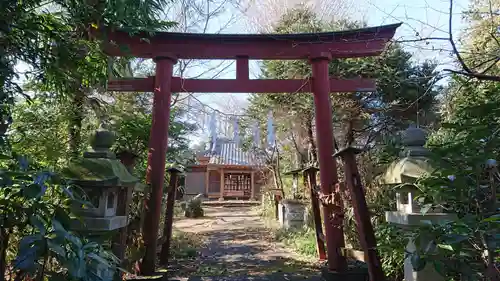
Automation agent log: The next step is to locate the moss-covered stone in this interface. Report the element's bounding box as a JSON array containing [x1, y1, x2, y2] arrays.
[[63, 157, 138, 187]]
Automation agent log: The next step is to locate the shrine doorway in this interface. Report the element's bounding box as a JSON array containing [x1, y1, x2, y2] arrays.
[[224, 173, 251, 198]]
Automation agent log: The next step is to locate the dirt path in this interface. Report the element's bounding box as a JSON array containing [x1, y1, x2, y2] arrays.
[[170, 206, 322, 281]]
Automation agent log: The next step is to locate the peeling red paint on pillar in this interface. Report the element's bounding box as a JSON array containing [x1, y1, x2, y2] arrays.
[[310, 55, 347, 272], [141, 56, 177, 275]]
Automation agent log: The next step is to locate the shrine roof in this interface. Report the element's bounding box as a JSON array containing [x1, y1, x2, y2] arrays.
[[98, 23, 402, 59], [204, 138, 265, 167]]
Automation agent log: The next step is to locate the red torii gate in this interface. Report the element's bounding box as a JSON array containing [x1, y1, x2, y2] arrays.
[[96, 23, 400, 279]]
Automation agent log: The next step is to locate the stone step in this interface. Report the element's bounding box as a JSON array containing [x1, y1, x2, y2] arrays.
[[201, 200, 260, 208], [171, 274, 323, 281]]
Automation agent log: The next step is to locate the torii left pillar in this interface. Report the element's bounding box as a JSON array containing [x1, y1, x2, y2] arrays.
[[310, 53, 347, 273], [141, 56, 177, 275]]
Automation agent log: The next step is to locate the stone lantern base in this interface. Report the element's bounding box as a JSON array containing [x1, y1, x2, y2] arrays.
[[278, 199, 307, 229], [386, 211, 457, 281], [72, 216, 128, 231], [385, 211, 457, 225]]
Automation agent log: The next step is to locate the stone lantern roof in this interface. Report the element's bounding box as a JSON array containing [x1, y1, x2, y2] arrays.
[[379, 126, 434, 185], [63, 128, 139, 189]]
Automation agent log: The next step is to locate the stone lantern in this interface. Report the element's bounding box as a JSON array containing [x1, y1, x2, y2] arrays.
[[380, 126, 456, 281], [63, 128, 140, 232]]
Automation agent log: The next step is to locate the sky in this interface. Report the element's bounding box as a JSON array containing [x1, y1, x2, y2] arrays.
[[181, 0, 470, 145]]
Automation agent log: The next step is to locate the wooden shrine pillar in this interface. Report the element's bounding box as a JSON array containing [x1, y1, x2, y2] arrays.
[[160, 168, 181, 265], [250, 171, 255, 200], [219, 169, 224, 200], [141, 56, 177, 275], [205, 167, 210, 197], [291, 173, 299, 198], [305, 167, 327, 261], [310, 54, 347, 272], [335, 147, 385, 281]]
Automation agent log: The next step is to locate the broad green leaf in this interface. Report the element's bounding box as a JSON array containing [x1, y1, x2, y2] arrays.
[[29, 215, 46, 235], [48, 239, 66, 257], [442, 234, 468, 244], [52, 219, 68, 237], [62, 187, 74, 199], [75, 255, 86, 278], [83, 241, 99, 250], [14, 245, 39, 270], [67, 233, 83, 250], [483, 214, 500, 222], [437, 244, 454, 251], [88, 252, 112, 267], [22, 183, 41, 199], [54, 207, 72, 229], [432, 260, 446, 276], [19, 234, 43, 251]]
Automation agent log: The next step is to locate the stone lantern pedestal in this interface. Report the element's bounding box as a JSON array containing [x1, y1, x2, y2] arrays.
[[385, 188, 457, 281]]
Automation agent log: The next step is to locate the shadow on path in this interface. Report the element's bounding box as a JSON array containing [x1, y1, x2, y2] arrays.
[[170, 206, 322, 281]]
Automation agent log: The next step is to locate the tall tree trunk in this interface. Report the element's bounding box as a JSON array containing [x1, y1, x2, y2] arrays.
[[68, 90, 85, 159], [306, 116, 318, 165], [0, 228, 9, 281], [275, 146, 284, 190]]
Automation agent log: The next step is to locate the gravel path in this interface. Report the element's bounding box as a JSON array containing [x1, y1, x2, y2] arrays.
[[170, 206, 322, 281]]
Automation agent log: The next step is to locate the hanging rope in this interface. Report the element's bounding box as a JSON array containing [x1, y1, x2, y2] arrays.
[[209, 112, 217, 152], [267, 110, 275, 148], [233, 117, 240, 145], [253, 121, 260, 148], [176, 93, 279, 150]]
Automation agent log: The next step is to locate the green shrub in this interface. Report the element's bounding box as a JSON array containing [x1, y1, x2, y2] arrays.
[[376, 223, 406, 281], [273, 228, 318, 257], [183, 195, 204, 218]]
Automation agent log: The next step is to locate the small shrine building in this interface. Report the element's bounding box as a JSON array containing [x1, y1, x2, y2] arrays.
[[184, 138, 266, 200]]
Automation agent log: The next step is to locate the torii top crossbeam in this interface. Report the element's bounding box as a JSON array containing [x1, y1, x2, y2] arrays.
[[98, 23, 401, 59]]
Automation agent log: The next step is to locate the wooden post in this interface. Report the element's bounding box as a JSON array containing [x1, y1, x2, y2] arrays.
[[236, 56, 249, 80], [310, 54, 347, 272], [160, 169, 180, 265], [335, 147, 385, 281], [306, 168, 327, 261], [141, 56, 176, 275], [250, 171, 255, 200], [275, 195, 280, 220], [292, 173, 298, 198], [219, 169, 224, 200], [205, 167, 209, 196], [302, 171, 308, 199], [112, 187, 134, 260]]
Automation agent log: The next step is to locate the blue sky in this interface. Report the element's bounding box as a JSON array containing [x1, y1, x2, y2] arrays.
[[183, 0, 469, 144]]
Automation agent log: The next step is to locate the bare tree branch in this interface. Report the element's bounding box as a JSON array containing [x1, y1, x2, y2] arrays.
[[443, 69, 500, 82], [396, 37, 449, 43], [448, 0, 473, 74]]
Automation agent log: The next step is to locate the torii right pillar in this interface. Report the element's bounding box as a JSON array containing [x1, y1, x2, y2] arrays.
[[310, 53, 348, 273]]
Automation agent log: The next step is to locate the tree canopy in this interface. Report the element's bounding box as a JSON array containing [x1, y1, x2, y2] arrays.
[[246, 6, 441, 170]]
